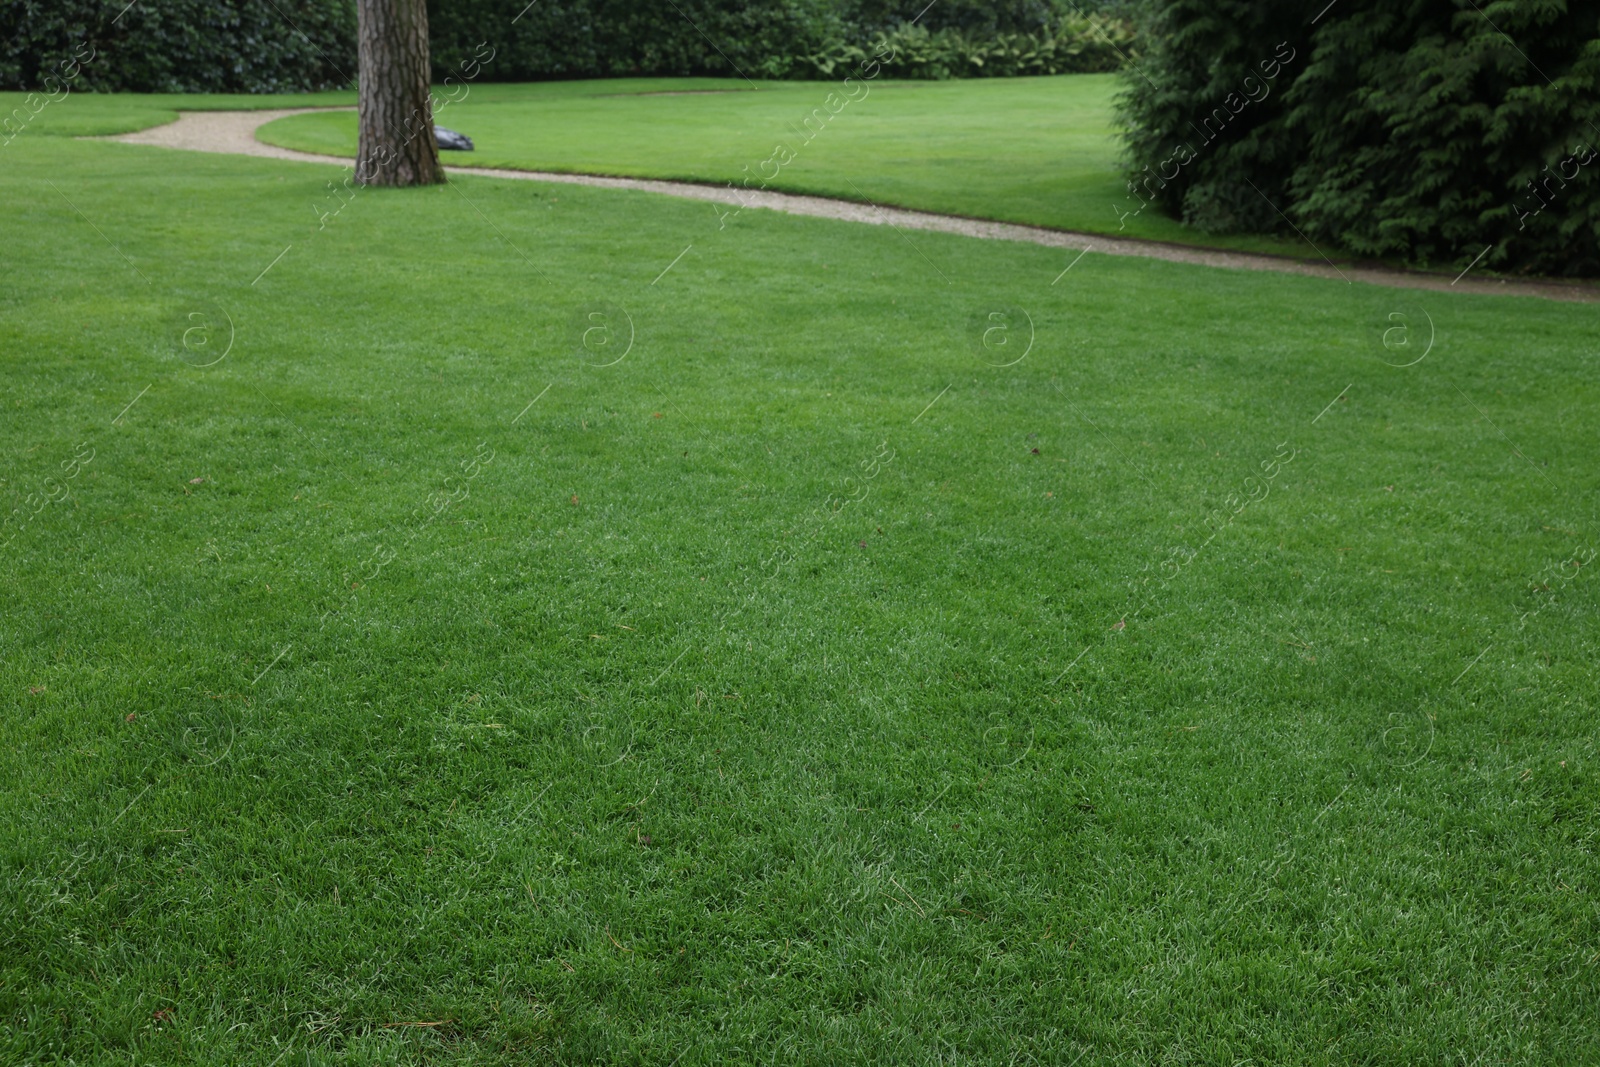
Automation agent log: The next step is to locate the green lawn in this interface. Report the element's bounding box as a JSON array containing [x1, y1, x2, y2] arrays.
[[251, 75, 1315, 255], [3, 93, 1600, 1065], [0, 88, 356, 138]]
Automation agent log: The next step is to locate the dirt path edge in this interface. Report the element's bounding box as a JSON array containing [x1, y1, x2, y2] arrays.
[[103, 109, 1599, 304]]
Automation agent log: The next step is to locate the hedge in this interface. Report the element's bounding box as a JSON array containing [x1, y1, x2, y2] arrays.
[[0, 0, 355, 93], [1, 0, 1132, 92], [429, 1, 1133, 82], [1119, 0, 1600, 276]]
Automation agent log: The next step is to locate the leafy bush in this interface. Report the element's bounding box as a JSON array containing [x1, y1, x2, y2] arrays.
[[801, 15, 1135, 80], [0, 0, 1135, 94], [1119, 0, 1600, 275], [0, 0, 355, 93], [427, 0, 843, 82], [430, 0, 1134, 82]]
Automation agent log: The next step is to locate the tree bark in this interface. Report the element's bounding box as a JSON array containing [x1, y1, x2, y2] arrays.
[[355, 0, 445, 187]]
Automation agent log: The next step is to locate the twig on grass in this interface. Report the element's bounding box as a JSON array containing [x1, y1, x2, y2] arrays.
[[911, 383, 952, 424], [621, 780, 659, 815], [110, 782, 152, 825], [1313, 783, 1351, 824], [888, 876, 927, 918], [912, 781, 952, 822]]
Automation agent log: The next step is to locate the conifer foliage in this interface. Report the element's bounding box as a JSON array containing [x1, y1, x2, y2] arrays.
[[1119, 0, 1600, 275]]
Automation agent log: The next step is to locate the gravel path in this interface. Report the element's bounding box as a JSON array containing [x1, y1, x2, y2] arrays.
[[107, 109, 1598, 303]]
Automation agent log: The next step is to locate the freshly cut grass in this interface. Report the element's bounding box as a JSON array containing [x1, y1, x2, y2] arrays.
[[253, 75, 1311, 255], [2, 98, 1599, 1065]]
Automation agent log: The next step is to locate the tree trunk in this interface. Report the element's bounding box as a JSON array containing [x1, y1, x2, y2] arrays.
[[355, 0, 445, 187]]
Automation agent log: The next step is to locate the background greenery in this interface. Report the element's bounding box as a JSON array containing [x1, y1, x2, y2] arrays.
[[1118, 0, 1600, 276], [0, 0, 1133, 93], [427, 1, 1134, 82], [254, 74, 1309, 253], [4, 94, 1599, 1063], [0, 0, 357, 94], [10, 0, 1600, 275]]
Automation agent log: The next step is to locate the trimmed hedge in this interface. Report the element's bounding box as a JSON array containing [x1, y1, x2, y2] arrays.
[[801, 16, 1134, 79], [1, 0, 1131, 92], [425, 0, 843, 82], [0, 0, 355, 93], [429, 2, 1134, 82], [1119, 0, 1600, 275]]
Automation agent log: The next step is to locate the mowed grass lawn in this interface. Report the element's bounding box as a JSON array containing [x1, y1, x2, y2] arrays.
[[252, 75, 1314, 255], [3, 94, 1599, 1065]]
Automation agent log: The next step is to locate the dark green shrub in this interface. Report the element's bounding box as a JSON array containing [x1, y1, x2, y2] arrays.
[[1120, 0, 1600, 275], [429, 0, 1135, 82], [427, 0, 845, 82], [0, 0, 355, 93], [800, 14, 1134, 79], [0, 0, 1136, 94]]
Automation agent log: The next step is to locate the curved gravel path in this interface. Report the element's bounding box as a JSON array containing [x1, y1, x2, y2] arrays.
[[108, 109, 1598, 304]]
